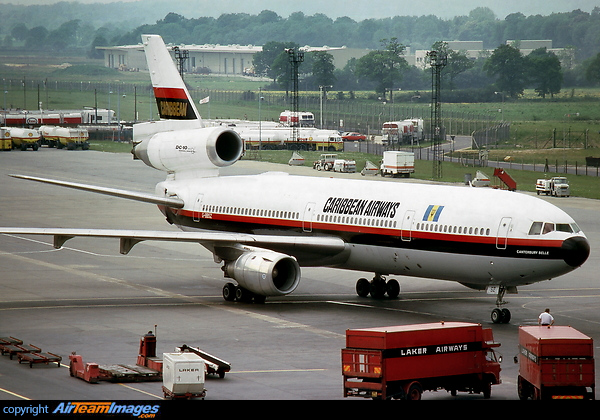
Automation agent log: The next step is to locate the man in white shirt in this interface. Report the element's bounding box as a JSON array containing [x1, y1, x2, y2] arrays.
[[538, 308, 555, 326]]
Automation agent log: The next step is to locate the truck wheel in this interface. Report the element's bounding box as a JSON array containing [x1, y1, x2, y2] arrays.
[[483, 381, 492, 399], [406, 382, 422, 400], [517, 376, 530, 400]]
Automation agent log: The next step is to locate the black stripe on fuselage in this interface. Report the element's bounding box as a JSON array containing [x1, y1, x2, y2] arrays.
[[165, 210, 566, 261]]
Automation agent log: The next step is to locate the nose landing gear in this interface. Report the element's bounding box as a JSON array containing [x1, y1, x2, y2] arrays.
[[490, 286, 512, 324]]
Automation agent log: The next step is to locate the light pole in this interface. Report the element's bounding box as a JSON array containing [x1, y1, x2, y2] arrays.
[[319, 85, 331, 129], [494, 91, 505, 122]]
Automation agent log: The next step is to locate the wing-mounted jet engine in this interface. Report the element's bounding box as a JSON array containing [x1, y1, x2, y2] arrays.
[[222, 250, 302, 303]]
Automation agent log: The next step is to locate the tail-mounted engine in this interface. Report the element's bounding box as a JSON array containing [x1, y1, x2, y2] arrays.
[[224, 251, 301, 297], [132, 121, 244, 174]]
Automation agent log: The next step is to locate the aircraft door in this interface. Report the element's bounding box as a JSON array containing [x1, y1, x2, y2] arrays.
[[303, 202, 316, 232], [193, 194, 204, 222], [496, 217, 512, 249], [400, 210, 415, 241]]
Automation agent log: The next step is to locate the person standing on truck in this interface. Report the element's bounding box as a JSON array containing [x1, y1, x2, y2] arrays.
[[538, 308, 555, 326]]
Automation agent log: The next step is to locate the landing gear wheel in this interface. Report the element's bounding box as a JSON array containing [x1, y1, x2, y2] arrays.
[[370, 279, 386, 299], [501, 308, 511, 323], [491, 307, 511, 324], [235, 286, 254, 303], [223, 282, 236, 301], [356, 278, 370, 297], [355, 275, 400, 299], [386, 279, 400, 299]]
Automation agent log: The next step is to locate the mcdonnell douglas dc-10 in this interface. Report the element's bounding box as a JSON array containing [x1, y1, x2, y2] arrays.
[[0, 35, 590, 324]]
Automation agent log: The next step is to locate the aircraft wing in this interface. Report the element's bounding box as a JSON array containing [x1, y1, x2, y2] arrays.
[[9, 174, 185, 209], [0, 227, 347, 257]]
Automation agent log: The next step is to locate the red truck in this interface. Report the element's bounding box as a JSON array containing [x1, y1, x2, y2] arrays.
[[342, 322, 502, 400], [517, 326, 595, 400]]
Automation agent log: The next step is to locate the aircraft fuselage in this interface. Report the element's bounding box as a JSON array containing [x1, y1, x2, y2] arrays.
[[156, 171, 589, 289]]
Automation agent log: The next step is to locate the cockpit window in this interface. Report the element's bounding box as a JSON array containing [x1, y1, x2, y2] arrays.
[[529, 221, 579, 235], [543, 223, 555, 234], [528, 222, 543, 235], [556, 223, 573, 233]]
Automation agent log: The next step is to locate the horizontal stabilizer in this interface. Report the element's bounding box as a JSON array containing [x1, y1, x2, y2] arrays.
[[9, 174, 185, 209]]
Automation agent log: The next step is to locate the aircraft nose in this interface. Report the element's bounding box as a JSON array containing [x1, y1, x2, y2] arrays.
[[562, 236, 590, 267]]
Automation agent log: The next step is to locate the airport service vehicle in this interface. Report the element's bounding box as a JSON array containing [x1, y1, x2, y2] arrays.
[[54, 127, 90, 150], [0, 35, 590, 324], [279, 110, 315, 127], [342, 322, 501, 400], [380, 151, 415, 177], [536, 177, 570, 197], [517, 326, 595, 400], [162, 352, 206, 399], [5, 127, 40, 151], [239, 126, 343, 151], [382, 119, 423, 144], [333, 159, 356, 173], [0, 108, 114, 126], [313, 153, 338, 171], [0, 128, 11, 150]]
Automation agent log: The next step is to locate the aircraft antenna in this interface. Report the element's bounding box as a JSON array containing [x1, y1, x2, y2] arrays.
[[428, 50, 447, 179], [286, 48, 304, 146]]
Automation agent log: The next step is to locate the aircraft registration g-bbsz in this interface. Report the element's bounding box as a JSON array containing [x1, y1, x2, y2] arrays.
[[1, 35, 590, 324]]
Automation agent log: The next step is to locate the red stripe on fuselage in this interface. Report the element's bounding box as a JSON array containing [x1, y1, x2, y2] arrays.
[[171, 208, 564, 250]]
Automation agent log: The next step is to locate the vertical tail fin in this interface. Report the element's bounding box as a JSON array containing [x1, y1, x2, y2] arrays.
[[142, 34, 200, 121]]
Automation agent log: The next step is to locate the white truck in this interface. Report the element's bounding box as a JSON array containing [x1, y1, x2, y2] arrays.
[[536, 177, 570, 197], [380, 151, 415, 178], [333, 159, 356, 173]]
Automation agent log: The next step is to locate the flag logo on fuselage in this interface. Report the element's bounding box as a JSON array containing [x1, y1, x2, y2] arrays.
[[423, 205, 444, 222]]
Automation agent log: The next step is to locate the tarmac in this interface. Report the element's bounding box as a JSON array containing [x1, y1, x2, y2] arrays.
[[1, 147, 599, 401]]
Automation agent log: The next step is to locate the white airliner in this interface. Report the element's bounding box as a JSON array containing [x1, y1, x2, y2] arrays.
[[1, 35, 590, 324]]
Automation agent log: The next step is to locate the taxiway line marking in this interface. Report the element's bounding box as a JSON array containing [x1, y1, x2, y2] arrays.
[[0, 386, 30, 400]]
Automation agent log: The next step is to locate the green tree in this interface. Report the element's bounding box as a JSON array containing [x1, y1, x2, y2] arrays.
[[355, 38, 408, 101], [483, 43, 527, 98], [584, 52, 600, 85], [310, 51, 336, 90], [253, 41, 297, 81], [527, 47, 563, 98], [431, 41, 475, 90]]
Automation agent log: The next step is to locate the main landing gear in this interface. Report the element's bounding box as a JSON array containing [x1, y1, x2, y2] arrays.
[[490, 286, 511, 324], [356, 275, 400, 299], [222, 282, 266, 304]]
